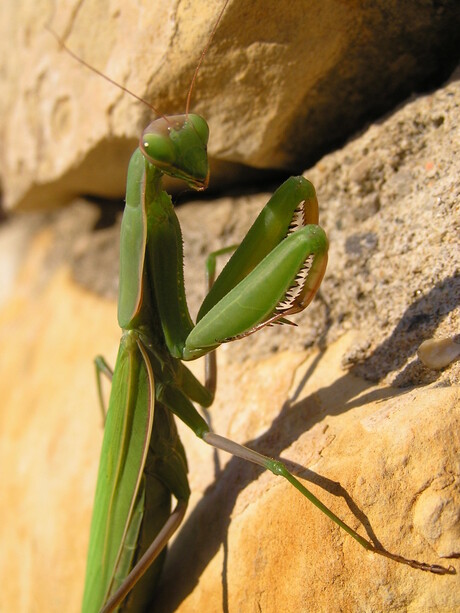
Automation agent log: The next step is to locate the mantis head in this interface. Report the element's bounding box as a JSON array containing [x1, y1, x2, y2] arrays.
[[140, 114, 210, 190]]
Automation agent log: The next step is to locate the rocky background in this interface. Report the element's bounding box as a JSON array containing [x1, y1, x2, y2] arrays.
[[0, 1, 459, 611]]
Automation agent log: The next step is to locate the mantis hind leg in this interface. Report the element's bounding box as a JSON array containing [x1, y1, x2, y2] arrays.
[[100, 499, 188, 613], [202, 246, 239, 481], [94, 355, 114, 424], [201, 431, 454, 576], [203, 245, 238, 397]]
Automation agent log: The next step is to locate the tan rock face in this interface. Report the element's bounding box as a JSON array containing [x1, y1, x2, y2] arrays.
[[155, 340, 459, 613], [0, 222, 458, 612], [0, 233, 118, 612], [1, 0, 459, 210]]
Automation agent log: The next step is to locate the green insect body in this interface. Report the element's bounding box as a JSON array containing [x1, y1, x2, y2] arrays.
[[82, 114, 329, 612]]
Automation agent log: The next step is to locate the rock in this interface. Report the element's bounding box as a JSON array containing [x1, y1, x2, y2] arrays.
[[0, 214, 458, 612], [0, 225, 118, 612], [1, 0, 459, 210], [305, 68, 460, 388], [154, 333, 459, 612], [418, 337, 460, 370]]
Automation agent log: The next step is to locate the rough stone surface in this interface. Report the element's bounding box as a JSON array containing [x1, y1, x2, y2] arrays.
[[306, 67, 460, 388], [0, 236, 118, 612], [1, 0, 459, 210], [155, 336, 459, 613], [0, 231, 458, 611]]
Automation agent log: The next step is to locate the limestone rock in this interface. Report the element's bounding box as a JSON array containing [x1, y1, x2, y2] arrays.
[[0, 217, 458, 611], [1, 0, 459, 210], [0, 227, 119, 612], [154, 335, 459, 612]]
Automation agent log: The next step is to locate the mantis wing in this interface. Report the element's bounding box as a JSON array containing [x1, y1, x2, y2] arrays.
[[82, 336, 155, 612]]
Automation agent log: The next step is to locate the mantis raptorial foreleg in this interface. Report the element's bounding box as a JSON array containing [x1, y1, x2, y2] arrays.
[[100, 500, 188, 613]]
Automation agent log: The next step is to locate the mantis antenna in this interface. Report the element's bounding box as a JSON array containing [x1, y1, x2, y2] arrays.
[[185, 0, 231, 116], [47, 0, 231, 122], [45, 24, 166, 119]]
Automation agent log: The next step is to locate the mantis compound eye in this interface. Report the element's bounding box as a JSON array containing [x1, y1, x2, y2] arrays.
[[141, 118, 177, 165], [187, 114, 209, 146], [140, 114, 209, 189], [141, 133, 176, 164]]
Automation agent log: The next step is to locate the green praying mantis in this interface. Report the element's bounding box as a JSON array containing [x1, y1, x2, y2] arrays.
[[49, 2, 454, 612]]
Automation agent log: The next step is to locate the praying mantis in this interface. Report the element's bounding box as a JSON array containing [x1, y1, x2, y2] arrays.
[[49, 2, 454, 612]]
